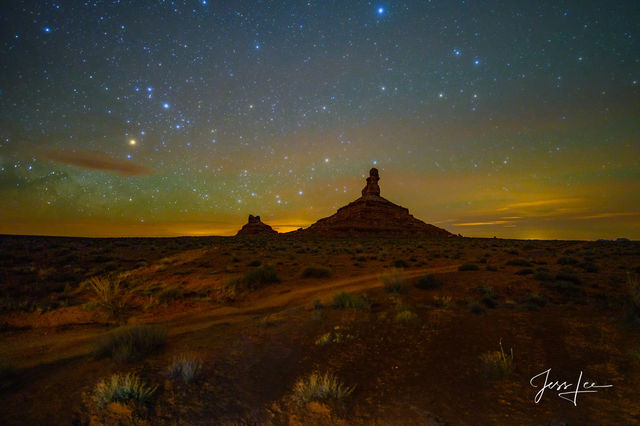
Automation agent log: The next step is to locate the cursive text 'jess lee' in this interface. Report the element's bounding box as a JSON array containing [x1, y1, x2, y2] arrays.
[[529, 368, 613, 406]]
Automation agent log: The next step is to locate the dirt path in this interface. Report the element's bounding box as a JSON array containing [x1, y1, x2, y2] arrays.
[[0, 264, 459, 368]]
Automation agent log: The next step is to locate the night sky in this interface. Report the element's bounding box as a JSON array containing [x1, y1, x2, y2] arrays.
[[1, 1, 638, 239]]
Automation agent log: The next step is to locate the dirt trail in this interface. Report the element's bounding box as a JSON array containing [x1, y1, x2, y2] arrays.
[[0, 264, 459, 368]]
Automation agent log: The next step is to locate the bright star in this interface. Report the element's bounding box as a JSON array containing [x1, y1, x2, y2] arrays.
[[43, 27, 51, 33], [163, 103, 169, 109], [377, 7, 384, 15], [129, 139, 136, 146]]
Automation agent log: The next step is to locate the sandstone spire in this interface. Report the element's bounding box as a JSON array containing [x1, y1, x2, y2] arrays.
[[361, 167, 381, 196]]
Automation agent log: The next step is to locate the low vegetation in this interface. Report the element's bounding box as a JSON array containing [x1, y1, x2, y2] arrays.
[[93, 325, 167, 362], [242, 265, 280, 290], [86, 275, 130, 324], [93, 373, 157, 406], [415, 274, 442, 290], [168, 354, 202, 383], [301, 265, 331, 278], [332, 292, 370, 310], [458, 263, 479, 271], [480, 339, 514, 378], [380, 269, 409, 294], [293, 372, 355, 405], [395, 310, 419, 324]]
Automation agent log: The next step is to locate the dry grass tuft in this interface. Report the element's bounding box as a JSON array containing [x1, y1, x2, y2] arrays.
[[168, 354, 202, 383], [293, 372, 355, 405], [93, 373, 157, 406], [480, 339, 514, 378], [87, 276, 130, 324]]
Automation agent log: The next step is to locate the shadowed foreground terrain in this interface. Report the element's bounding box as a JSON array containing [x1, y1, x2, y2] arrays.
[[1, 234, 639, 424]]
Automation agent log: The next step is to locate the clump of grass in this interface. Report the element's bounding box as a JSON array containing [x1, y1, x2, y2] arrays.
[[470, 302, 486, 315], [391, 259, 409, 268], [247, 259, 261, 267], [533, 270, 554, 281], [86, 276, 130, 324], [506, 259, 532, 267], [628, 273, 640, 319], [515, 268, 533, 275], [557, 256, 579, 265], [380, 269, 408, 294], [332, 292, 370, 310], [433, 295, 452, 308], [480, 339, 514, 378], [459, 263, 479, 271], [314, 331, 353, 345], [394, 310, 419, 325], [236, 265, 280, 290], [293, 372, 355, 405], [301, 265, 331, 278], [415, 274, 442, 290], [94, 325, 167, 362], [315, 332, 333, 346], [157, 285, 183, 304], [168, 354, 202, 383], [93, 373, 157, 406]]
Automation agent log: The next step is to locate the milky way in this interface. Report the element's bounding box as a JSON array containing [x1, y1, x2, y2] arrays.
[[1, 1, 638, 239]]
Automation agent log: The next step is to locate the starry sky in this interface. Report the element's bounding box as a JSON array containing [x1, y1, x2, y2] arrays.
[[1, 1, 638, 240]]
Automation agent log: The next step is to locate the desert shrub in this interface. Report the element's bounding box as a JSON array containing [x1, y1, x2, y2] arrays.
[[243, 265, 280, 289], [543, 280, 584, 297], [394, 310, 419, 324], [93, 373, 157, 406], [557, 256, 579, 265], [94, 325, 167, 362], [157, 285, 183, 303], [380, 269, 408, 294], [480, 340, 514, 378], [506, 259, 532, 267], [485, 265, 498, 271], [293, 372, 355, 405], [580, 262, 599, 273], [482, 295, 499, 309], [86, 276, 130, 324], [315, 332, 333, 346], [168, 354, 201, 383], [248, 260, 261, 267], [523, 292, 547, 310], [0, 361, 17, 385], [301, 265, 331, 278], [628, 274, 640, 319], [533, 271, 554, 281], [415, 274, 442, 290], [515, 268, 533, 275], [555, 272, 581, 284], [391, 259, 409, 268], [433, 295, 452, 307], [459, 263, 479, 271], [470, 302, 485, 315], [332, 292, 369, 310]]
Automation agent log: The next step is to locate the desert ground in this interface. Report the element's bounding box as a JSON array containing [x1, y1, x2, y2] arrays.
[[1, 234, 639, 424]]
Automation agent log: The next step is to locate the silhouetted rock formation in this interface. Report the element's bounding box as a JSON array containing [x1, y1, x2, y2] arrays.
[[300, 168, 452, 237], [236, 215, 278, 236]]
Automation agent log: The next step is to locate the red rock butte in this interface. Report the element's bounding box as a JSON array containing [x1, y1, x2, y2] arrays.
[[235, 214, 278, 236], [299, 168, 452, 237]]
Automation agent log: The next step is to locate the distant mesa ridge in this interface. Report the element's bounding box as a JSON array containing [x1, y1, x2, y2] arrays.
[[235, 214, 277, 236], [298, 168, 452, 237]]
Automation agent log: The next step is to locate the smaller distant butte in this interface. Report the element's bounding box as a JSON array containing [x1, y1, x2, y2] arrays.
[[235, 214, 278, 236]]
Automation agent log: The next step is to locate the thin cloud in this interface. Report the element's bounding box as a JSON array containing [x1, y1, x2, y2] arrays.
[[43, 151, 154, 176], [453, 220, 512, 226], [497, 198, 583, 211], [576, 212, 638, 219]]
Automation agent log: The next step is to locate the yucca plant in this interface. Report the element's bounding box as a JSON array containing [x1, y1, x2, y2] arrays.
[[87, 276, 130, 323], [293, 372, 355, 405], [168, 354, 202, 383], [93, 373, 157, 406]]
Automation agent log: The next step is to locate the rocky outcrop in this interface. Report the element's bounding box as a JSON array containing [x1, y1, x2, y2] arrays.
[[235, 215, 278, 236], [299, 168, 452, 237]]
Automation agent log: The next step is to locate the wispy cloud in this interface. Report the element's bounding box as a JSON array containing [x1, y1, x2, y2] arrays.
[[43, 151, 154, 176], [497, 198, 583, 211], [576, 211, 638, 219], [453, 220, 512, 226]]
